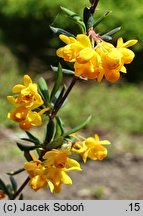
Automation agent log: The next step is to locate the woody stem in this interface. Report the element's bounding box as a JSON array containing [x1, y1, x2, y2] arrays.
[[50, 76, 79, 120], [10, 177, 30, 200]]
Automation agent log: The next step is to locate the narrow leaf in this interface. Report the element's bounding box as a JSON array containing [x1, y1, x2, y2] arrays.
[[51, 65, 74, 75], [102, 27, 121, 36], [0, 179, 10, 197], [25, 131, 40, 146], [38, 77, 49, 106], [100, 35, 112, 41], [83, 7, 94, 30], [17, 142, 37, 151], [50, 26, 75, 37], [93, 11, 112, 28], [50, 63, 63, 102], [64, 115, 92, 137], [9, 176, 17, 192], [44, 120, 55, 144], [54, 116, 65, 137], [47, 136, 64, 150], [21, 138, 42, 146], [19, 194, 24, 200], [7, 168, 25, 176], [53, 85, 66, 110], [24, 150, 33, 162], [61, 6, 86, 33]]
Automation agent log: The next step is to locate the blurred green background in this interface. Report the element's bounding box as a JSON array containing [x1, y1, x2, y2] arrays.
[[0, 0, 143, 156]]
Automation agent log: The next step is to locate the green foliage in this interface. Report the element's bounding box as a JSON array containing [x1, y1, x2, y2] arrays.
[[60, 82, 143, 134], [0, 0, 141, 82], [0, 0, 141, 44], [61, 6, 86, 33], [97, 0, 142, 48], [50, 63, 63, 102], [0, 176, 23, 199], [64, 115, 92, 137], [38, 77, 50, 106], [0, 0, 88, 17], [0, 45, 20, 126]]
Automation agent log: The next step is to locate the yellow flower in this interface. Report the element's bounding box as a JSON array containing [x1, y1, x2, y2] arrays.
[[7, 75, 46, 130], [56, 34, 81, 62], [57, 34, 103, 80], [72, 134, 111, 163], [24, 150, 81, 193], [44, 167, 73, 193], [8, 106, 42, 130], [74, 51, 102, 80], [24, 159, 48, 191], [57, 33, 137, 82], [7, 74, 43, 109], [43, 149, 81, 192], [116, 37, 138, 64], [96, 38, 138, 82], [43, 149, 81, 171]]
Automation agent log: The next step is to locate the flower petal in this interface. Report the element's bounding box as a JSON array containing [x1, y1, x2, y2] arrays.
[[76, 47, 95, 63], [77, 34, 92, 47], [66, 157, 81, 168], [23, 75, 32, 86], [12, 84, 25, 93], [59, 34, 76, 44], [47, 181, 55, 193], [27, 111, 42, 126], [120, 65, 127, 73], [61, 171, 72, 184], [122, 39, 138, 48]]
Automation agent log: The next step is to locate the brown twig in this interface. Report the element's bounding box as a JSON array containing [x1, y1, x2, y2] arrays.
[[50, 76, 79, 120], [90, 0, 100, 14], [11, 176, 30, 200]]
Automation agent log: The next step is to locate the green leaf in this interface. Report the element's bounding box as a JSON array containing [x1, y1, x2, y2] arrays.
[[21, 138, 42, 146], [93, 11, 112, 28], [0, 178, 11, 197], [100, 35, 112, 41], [64, 115, 92, 137], [51, 65, 74, 75], [24, 150, 33, 162], [7, 168, 25, 176], [50, 26, 75, 37], [102, 27, 121, 37], [47, 136, 64, 150], [44, 120, 55, 144], [17, 142, 37, 151], [9, 176, 17, 192], [53, 85, 66, 110], [83, 7, 94, 30], [50, 63, 63, 102], [25, 131, 41, 147], [19, 194, 24, 200], [55, 116, 65, 137], [61, 6, 86, 33], [38, 77, 49, 106]]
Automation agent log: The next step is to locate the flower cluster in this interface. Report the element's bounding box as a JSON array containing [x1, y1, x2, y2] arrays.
[[57, 34, 137, 82], [72, 134, 111, 163], [7, 75, 44, 130], [24, 150, 81, 192], [24, 134, 110, 192]]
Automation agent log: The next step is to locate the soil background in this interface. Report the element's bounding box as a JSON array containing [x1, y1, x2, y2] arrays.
[[1, 128, 143, 200]]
